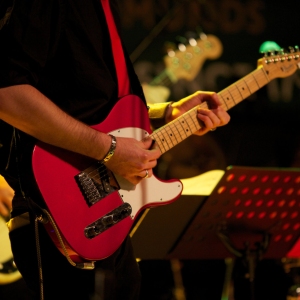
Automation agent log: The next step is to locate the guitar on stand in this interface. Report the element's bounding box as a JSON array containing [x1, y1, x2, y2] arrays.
[[142, 33, 223, 103]]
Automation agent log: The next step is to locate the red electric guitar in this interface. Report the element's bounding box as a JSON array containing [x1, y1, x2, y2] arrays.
[[32, 48, 300, 264]]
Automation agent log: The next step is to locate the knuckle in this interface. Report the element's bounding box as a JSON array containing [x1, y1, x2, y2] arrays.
[[138, 162, 144, 170], [141, 152, 149, 162]]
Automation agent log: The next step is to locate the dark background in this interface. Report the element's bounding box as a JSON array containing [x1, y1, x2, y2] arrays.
[[118, 1, 300, 299]]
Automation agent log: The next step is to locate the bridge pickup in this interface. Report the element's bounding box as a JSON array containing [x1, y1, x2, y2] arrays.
[[75, 162, 119, 206], [84, 203, 132, 239]]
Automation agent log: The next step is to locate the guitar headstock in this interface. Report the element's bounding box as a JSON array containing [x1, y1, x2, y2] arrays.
[[259, 46, 300, 80], [163, 34, 223, 81]]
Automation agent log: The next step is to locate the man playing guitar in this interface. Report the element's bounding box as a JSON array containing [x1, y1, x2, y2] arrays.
[[0, 1, 230, 299]]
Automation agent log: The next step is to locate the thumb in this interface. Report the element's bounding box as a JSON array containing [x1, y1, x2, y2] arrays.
[[142, 136, 155, 149]]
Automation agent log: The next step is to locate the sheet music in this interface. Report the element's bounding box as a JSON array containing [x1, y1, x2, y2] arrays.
[[181, 169, 225, 196]]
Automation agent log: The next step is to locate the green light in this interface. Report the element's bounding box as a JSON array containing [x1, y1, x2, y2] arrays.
[[259, 41, 281, 52]]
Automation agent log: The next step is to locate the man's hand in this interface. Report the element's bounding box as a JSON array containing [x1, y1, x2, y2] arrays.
[[0, 175, 14, 219], [105, 136, 160, 185], [165, 91, 230, 135]]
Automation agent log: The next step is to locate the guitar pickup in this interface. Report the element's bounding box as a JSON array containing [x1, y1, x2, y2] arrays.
[[84, 203, 132, 239], [75, 162, 119, 206]]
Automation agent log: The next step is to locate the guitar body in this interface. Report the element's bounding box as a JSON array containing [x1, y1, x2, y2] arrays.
[[32, 95, 183, 261]]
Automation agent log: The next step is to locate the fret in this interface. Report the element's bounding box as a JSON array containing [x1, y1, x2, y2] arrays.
[[219, 89, 236, 110], [157, 127, 176, 152], [253, 68, 270, 88], [244, 74, 261, 93], [151, 108, 198, 155], [218, 68, 270, 111], [237, 79, 252, 98]]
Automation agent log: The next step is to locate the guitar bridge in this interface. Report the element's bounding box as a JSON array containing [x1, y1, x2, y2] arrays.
[[75, 162, 119, 206], [84, 203, 132, 239]]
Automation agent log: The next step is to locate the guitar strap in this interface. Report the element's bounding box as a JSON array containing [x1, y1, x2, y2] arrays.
[[100, 0, 130, 98]]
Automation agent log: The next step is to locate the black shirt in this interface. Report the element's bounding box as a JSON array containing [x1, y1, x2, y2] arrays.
[[0, 0, 144, 124], [0, 0, 145, 215]]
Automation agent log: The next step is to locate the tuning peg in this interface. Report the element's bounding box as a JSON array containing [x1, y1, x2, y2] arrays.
[[287, 46, 300, 60], [261, 48, 284, 60], [199, 32, 208, 41], [260, 50, 276, 64], [163, 42, 177, 57], [194, 28, 208, 41], [175, 36, 188, 52], [294, 46, 300, 60], [260, 51, 269, 58], [274, 49, 285, 56]]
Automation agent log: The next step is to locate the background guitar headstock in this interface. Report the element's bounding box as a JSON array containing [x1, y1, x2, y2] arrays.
[[163, 34, 223, 82], [260, 46, 300, 80]]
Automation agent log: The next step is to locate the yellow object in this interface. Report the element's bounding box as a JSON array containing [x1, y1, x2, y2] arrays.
[[0, 216, 22, 284]]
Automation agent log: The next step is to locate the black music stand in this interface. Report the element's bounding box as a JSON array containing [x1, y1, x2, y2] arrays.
[[131, 166, 300, 299], [166, 166, 300, 260]]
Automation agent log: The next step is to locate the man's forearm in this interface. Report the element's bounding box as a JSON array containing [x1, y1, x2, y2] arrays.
[[0, 84, 111, 161]]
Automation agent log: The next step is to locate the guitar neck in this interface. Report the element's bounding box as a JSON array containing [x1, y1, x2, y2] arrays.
[[151, 66, 269, 155], [218, 65, 269, 111], [149, 69, 175, 88]]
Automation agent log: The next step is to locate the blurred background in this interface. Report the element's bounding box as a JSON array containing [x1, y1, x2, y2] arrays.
[[120, 0, 300, 176], [117, 1, 300, 299]]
